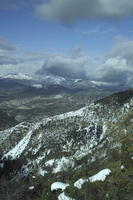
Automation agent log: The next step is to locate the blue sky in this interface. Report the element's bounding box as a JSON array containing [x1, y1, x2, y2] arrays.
[[1, 0, 133, 85], [0, 4, 133, 54]]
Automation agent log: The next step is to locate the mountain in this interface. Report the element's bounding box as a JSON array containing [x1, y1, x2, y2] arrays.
[[0, 74, 116, 131], [0, 73, 128, 94], [36, 74, 128, 92], [0, 90, 132, 200]]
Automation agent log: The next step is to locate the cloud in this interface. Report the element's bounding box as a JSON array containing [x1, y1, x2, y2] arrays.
[[37, 55, 86, 78], [108, 41, 133, 63], [36, 48, 97, 79], [0, 37, 16, 51], [0, 62, 41, 75], [94, 40, 133, 86], [35, 0, 133, 24], [0, 37, 18, 65], [0, 37, 45, 74], [95, 57, 131, 82], [0, 55, 18, 65]]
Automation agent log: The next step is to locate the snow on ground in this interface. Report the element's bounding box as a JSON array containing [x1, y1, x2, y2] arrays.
[[54, 94, 63, 99], [38, 168, 47, 176], [99, 125, 107, 141], [54, 106, 87, 121], [34, 154, 46, 165], [32, 143, 42, 155], [0, 123, 28, 145], [52, 157, 74, 173], [73, 142, 94, 160], [74, 169, 111, 189], [32, 84, 43, 89], [89, 169, 111, 182], [45, 159, 55, 167], [45, 157, 74, 173], [91, 81, 113, 87], [58, 192, 75, 200], [29, 186, 34, 190], [74, 178, 88, 189], [121, 165, 124, 169], [51, 182, 69, 191], [3, 123, 40, 159]]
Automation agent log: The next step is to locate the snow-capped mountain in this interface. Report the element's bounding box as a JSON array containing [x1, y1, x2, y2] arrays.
[[36, 75, 128, 92], [0, 73, 128, 94], [0, 89, 133, 200], [36, 74, 66, 85]]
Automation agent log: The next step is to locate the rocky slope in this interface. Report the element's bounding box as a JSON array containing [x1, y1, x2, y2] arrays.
[[0, 90, 133, 200]]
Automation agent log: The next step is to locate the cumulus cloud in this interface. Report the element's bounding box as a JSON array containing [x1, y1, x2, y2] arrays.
[[37, 55, 86, 78], [36, 48, 98, 79], [94, 41, 133, 86], [108, 41, 133, 64], [35, 0, 133, 24]]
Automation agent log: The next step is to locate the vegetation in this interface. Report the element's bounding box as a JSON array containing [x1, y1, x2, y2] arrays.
[[0, 90, 133, 200]]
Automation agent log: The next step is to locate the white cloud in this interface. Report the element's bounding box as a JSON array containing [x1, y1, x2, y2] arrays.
[[94, 40, 133, 86], [108, 41, 133, 63], [0, 61, 43, 75]]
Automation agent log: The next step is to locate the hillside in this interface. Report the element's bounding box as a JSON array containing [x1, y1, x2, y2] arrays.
[[0, 90, 133, 200]]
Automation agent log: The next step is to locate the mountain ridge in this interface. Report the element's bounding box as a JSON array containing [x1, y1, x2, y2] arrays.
[[0, 89, 133, 200]]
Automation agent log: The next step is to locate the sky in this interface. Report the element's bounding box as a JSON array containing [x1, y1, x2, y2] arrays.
[[1, 0, 133, 85]]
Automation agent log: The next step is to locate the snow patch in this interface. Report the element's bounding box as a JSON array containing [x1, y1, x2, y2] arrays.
[[38, 168, 47, 176], [89, 169, 111, 182], [3, 123, 40, 159], [32, 84, 42, 89], [121, 165, 124, 169], [35, 154, 46, 165], [45, 159, 55, 167], [32, 143, 41, 155], [53, 157, 74, 173], [51, 182, 69, 191], [91, 81, 114, 87], [99, 125, 107, 141], [54, 94, 63, 99], [58, 192, 75, 200], [74, 178, 88, 189], [29, 186, 34, 190], [74, 169, 111, 189]]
